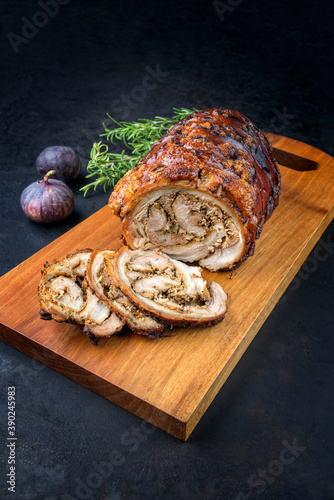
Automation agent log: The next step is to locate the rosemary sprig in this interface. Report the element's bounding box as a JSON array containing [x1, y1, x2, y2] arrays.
[[80, 143, 139, 196], [81, 107, 197, 196]]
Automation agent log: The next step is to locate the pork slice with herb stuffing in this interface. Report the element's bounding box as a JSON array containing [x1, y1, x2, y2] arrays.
[[109, 246, 227, 326], [86, 249, 165, 338], [38, 249, 124, 343]]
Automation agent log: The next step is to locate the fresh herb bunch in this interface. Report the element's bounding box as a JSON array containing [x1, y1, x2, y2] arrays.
[[81, 107, 197, 196]]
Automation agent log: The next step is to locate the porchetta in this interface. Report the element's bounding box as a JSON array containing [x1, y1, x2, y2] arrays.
[[108, 108, 281, 271], [38, 108, 281, 342]]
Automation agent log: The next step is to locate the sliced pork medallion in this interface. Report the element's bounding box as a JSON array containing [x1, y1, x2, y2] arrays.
[[109, 247, 227, 326], [86, 249, 165, 337], [109, 108, 281, 271], [38, 249, 124, 341]]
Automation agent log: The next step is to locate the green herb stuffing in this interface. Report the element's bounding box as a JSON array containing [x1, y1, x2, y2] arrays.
[[80, 107, 198, 196]]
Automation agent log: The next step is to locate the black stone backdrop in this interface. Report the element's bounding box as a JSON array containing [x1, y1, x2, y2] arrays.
[[0, 1, 333, 499]]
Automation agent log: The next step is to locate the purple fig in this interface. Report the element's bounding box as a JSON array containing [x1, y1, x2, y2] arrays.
[[36, 146, 81, 183], [21, 170, 74, 223]]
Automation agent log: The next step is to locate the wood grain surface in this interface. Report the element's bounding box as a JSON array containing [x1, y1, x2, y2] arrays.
[[0, 134, 333, 440]]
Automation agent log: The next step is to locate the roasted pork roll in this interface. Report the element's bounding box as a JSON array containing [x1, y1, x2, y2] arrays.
[[38, 250, 124, 342], [86, 249, 165, 337], [109, 247, 227, 326], [108, 108, 281, 271]]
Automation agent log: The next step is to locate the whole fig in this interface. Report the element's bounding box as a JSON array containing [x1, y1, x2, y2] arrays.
[[21, 170, 74, 223], [36, 146, 81, 183]]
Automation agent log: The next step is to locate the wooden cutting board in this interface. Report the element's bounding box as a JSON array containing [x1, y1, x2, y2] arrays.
[[1, 134, 333, 440]]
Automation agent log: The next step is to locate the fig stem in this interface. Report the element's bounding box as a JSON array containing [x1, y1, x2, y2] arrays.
[[43, 170, 57, 182]]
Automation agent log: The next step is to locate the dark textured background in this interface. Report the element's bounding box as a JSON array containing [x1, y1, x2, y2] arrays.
[[1, 1, 334, 499]]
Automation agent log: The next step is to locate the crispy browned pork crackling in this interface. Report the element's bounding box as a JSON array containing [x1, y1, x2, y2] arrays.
[[38, 248, 227, 342], [108, 108, 281, 271]]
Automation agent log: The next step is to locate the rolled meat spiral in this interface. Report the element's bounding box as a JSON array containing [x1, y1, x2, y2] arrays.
[[38, 248, 227, 340], [108, 108, 281, 271], [108, 246, 227, 326], [38, 249, 124, 342], [86, 249, 165, 337]]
